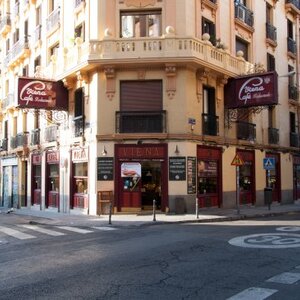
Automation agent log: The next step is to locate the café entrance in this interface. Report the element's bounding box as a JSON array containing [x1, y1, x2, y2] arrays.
[[115, 144, 167, 212]]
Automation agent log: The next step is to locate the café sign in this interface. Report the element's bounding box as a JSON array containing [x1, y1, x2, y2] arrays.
[[72, 147, 88, 163], [225, 71, 278, 109], [18, 77, 68, 111]]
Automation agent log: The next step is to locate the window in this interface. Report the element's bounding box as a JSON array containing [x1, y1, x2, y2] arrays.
[[120, 10, 161, 38], [49, 43, 59, 63], [74, 88, 84, 118], [22, 65, 29, 76], [13, 28, 19, 44], [290, 112, 296, 133], [267, 53, 275, 71], [287, 19, 294, 39], [266, 3, 272, 24], [202, 17, 216, 44], [236, 37, 249, 61], [34, 55, 41, 72], [75, 22, 85, 42], [49, 0, 59, 13]]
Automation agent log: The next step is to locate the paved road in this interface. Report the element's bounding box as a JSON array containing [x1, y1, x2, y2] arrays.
[[0, 213, 300, 299]]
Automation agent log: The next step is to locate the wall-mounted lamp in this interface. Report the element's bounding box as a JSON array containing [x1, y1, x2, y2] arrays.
[[174, 145, 180, 154], [101, 146, 107, 156]]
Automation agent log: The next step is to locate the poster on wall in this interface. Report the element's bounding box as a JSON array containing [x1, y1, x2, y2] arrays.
[[169, 157, 186, 181], [97, 157, 114, 181], [121, 162, 141, 178], [187, 157, 196, 194]]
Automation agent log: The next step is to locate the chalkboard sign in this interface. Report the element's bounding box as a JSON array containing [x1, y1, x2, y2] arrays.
[[169, 157, 186, 181], [97, 157, 114, 181], [187, 157, 196, 194]]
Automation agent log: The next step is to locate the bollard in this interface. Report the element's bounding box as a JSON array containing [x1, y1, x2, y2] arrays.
[[108, 201, 112, 225], [196, 197, 199, 219], [153, 199, 156, 222]]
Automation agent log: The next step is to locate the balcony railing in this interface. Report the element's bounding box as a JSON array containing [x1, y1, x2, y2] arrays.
[[0, 138, 8, 151], [0, 15, 11, 33], [236, 121, 256, 141], [266, 23, 277, 43], [5, 37, 29, 67], [31, 129, 40, 145], [10, 133, 29, 149], [73, 115, 85, 137], [288, 85, 298, 101], [46, 7, 60, 32], [268, 127, 279, 144], [44, 125, 58, 142], [32, 25, 42, 44], [2, 94, 15, 110], [116, 111, 166, 133], [290, 132, 300, 147], [202, 113, 219, 136], [287, 37, 297, 55], [234, 3, 254, 27]]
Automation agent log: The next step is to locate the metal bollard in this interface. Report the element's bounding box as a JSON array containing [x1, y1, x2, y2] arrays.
[[196, 197, 199, 219], [108, 201, 112, 225], [153, 199, 156, 222]]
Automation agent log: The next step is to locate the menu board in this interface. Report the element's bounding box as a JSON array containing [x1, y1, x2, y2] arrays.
[[198, 160, 217, 177], [97, 157, 114, 181], [169, 157, 186, 181], [187, 157, 196, 194]]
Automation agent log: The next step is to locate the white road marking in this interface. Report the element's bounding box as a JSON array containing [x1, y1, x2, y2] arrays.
[[0, 226, 36, 240], [266, 272, 300, 284], [276, 226, 300, 232], [229, 233, 300, 249], [226, 287, 277, 300], [57, 226, 93, 234], [18, 225, 66, 236], [92, 226, 117, 231]]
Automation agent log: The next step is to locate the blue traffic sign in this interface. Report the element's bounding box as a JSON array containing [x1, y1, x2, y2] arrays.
[[263, 157, 275, 170]]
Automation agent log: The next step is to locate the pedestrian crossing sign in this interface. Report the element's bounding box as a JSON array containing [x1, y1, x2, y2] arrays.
[[263, 157, 275, 170], [231, 153, 244, 166]]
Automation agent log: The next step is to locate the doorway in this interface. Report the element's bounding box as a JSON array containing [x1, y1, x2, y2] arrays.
[[141, 161, 162, 210]]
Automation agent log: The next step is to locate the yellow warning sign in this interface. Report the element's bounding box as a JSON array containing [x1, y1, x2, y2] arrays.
[[231, 153, 244, 166]]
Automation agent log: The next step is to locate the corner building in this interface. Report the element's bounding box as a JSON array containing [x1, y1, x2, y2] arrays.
[[0, 0, 299, 214]]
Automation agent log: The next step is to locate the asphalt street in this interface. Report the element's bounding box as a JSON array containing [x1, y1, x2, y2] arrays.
[[0, 213, 300, 299]]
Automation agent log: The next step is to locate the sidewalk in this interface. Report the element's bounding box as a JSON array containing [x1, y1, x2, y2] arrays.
[[4, 201, 300, 228]]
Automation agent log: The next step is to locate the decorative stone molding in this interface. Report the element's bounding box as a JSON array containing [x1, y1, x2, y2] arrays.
[[165, 64, 177, 99], [104, 66, 116, 101], [62, 78, 75, 90], [76, 71, 89, 85], [216, 76, 229, 108], [121, 0, 157, 7], [137, 69, 146, 80]]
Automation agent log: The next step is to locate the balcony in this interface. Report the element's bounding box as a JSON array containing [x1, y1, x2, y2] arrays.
[[14, 1, 20, 19], [46, 7, 60, 33], [30, 129, 40, 146], [285, 0, 300, 14], [266, 23, 277, 45], [202, 114, 219, 136], [116, 111, 166, 134], [287, 37, 297, 56], [44, 125, 58, 142], [0, 138, 8, 151], [288, 85, 298, 101], [234, 3, 254, 28], [290, 132, 299, 147], [57, 35, 249, 80], [5, 37, 30, 68], [32, 24, 42, 45], [268, 127, 279, 145], [0, 14, 11, 36], [73, 115, 85, 137], [236, 121, 256, 141], [10, 132, 29, 150], [2, 94, 15, 110]]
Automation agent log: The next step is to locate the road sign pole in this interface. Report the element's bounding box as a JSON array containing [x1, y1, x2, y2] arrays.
[[236, 166, 240, 215], [267, 169, 270, 188]]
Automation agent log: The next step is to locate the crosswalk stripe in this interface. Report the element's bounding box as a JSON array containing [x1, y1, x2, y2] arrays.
[[18, 225, 66, 236], [0, 226, 36, 240], [266, 272, 300, 284], [57, 226, 93, 234], [226, 287, 277, 300], [92, 226, 117, 231]]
